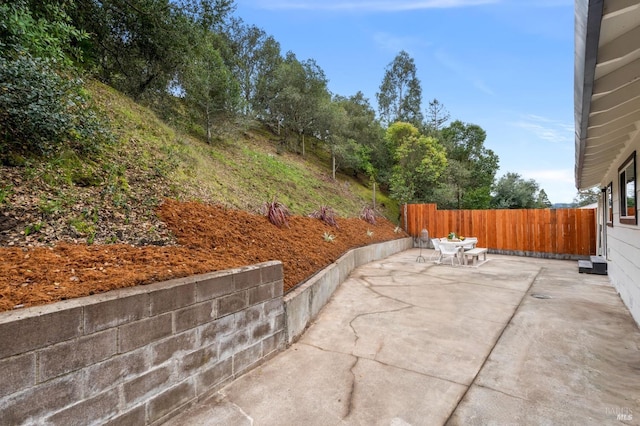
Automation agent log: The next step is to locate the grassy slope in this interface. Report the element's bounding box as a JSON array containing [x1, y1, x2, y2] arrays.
[[0, 81, 399, 247], [94, 81, 399, 220]]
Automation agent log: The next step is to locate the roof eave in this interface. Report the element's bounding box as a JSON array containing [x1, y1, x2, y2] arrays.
[[574, 0, 604, 190]]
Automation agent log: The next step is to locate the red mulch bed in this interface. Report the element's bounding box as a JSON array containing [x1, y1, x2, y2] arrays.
[[0, 199, 406, 312]]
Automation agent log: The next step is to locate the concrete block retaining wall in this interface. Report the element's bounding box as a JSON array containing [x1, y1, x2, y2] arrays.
[[0, 261, 285, 426], [0, 237, 412, 425]]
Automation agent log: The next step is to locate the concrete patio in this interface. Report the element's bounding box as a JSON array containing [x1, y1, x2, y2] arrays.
[[164, 249, 640, 425]]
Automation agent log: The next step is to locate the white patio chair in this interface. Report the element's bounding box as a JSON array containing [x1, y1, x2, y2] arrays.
[[438, 241, 461, 266], [429, 238, 442, 262], [461, 237, 478, 251]]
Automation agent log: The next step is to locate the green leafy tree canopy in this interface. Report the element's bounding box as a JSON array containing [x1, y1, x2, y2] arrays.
[[376, 51, 423, 127], [386, 122, 447, 204]]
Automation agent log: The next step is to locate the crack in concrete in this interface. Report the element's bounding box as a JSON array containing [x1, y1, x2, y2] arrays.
[[298, 341, 352, 357], [474, 383, 530, 402], [368, 356, 468, 387], [443, 266, 543, 425], [342, 356, 359, 420], [210, 391, 255, 425], [229, 400, 255, 425], [361, 265, 537, 327]]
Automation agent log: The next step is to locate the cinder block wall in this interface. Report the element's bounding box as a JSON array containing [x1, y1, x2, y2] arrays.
[[0, 261, 284, 426]]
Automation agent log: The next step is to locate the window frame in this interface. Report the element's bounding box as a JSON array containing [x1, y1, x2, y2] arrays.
[[618, 151, 637, 225], [606, 182, 613, 227]]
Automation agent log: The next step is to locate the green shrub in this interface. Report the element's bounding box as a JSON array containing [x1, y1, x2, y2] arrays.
[[0, 55, 113, 158]]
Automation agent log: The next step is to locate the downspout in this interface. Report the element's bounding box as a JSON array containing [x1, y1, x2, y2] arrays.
[[601, 187, 607, 258]]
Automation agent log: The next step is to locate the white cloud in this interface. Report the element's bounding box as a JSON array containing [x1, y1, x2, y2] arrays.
[[255, 0, 499, 12], [520, 169, 576, 203], [511, 114, 573, 144], [372, 32, 431, 53], [434, 49, 496, 96], [521, 169, 574, 184]]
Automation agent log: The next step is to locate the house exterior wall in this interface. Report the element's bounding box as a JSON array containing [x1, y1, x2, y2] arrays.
[[599, 135, 640, 326]]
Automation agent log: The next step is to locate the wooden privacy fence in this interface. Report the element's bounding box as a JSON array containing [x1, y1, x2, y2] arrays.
[[403, 204, 597, 258]]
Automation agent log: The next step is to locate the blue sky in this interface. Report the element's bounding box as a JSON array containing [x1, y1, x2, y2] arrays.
[[233, 0, 577, 204]]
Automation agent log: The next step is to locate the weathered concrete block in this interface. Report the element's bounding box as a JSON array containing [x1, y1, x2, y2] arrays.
[[273, 312, 285, 332], [249, 283, 274, 306], [83, 350, 147, 397], [273, 280, 284, 297], [147, 380, 196, 424], [123, 366, 172, 405], [234, 304, 262, 329], [234, 266, 262, 291], [84, 294, 148, 334], [118, 313, 172, 353], [200, 314, 235, 347], [0, 307, 83, 358], [219, 329, 249, 361], [195, 357, 233, 396], [0, 374, 82, 425], [0, 353, 35, 398], [217, 291, 248, 317], [251, 321, 272, 342], [261, 261, 283, 284], [264, 298, 284, 318], [151, 330, 198, 366], [233, 342, 262, 375], [175, 301, 216, 333], [196, 273, 234, 302], [45, 388, 119, 426], [179, 345, 218, 377], [262, 330, 285, 356], [149, 281, 196, 316], [39, 329, 117, 382]]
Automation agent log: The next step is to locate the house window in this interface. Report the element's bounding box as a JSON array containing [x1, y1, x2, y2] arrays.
[[618, 152, 637, 225], [607, 182, 613, 226]]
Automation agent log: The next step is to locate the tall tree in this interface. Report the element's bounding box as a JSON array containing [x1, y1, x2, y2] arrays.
[[573, 188, 599, 207], [70, 0, 193, 99], [435, 120, 499, 209], [316, 100, 348, 180], [376, 51, 423, 126], [491, 172, 547, 209], [424, 98, 450, 135], [537, 189, 552, 208], [333, 92, 386, 180], [251, 36, 283, 121], [386, 122, 447, 204], [178, 0, 235, 31], [69, 0, 236, 101], [227, 20, 274, 115], [180, 33, 240, 143], [265, 53, 330, 154]]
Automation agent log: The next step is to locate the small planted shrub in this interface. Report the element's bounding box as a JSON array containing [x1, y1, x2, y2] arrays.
[[309, 205, 339, 228], [323, 232, 336, 242], [360, 206, 376, 225], [366, 229, 374, 238], [262, 197, 290, 228]]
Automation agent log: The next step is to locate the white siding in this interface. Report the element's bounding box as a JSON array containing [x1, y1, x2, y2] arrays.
[[602, 136, 640, 326]]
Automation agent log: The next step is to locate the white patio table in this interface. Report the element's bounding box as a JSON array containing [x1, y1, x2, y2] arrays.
[[439, 238, 478, 265]]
